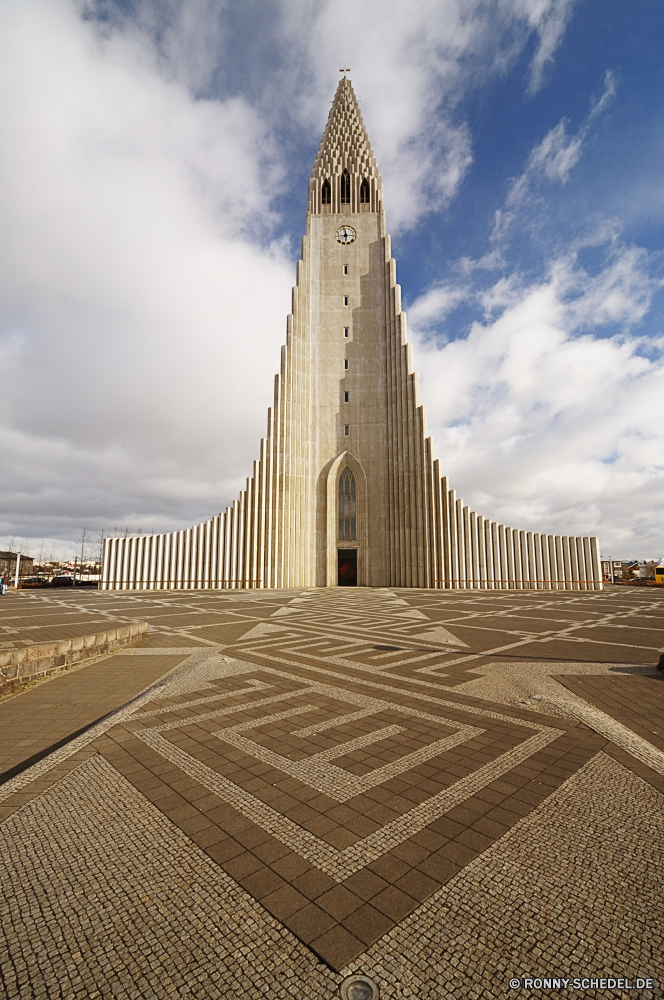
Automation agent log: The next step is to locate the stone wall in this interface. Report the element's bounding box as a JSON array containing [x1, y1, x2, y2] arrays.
[[0, 622, 148, 697]]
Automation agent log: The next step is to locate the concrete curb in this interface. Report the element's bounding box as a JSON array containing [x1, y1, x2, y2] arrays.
[[0, 622, 149, 697]]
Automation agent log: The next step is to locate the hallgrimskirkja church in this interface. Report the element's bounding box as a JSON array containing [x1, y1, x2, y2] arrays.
[[101, 77, 601, 592]]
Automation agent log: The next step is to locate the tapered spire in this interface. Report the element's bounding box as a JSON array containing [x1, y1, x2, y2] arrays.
[[308, 77, 383, 214]]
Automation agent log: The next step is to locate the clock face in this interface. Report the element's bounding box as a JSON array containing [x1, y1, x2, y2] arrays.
[[335, 225, 357, 245]]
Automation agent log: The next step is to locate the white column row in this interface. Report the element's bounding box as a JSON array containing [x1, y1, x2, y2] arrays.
[[427, 478, 602, 591], [100, 502, 261, 591]]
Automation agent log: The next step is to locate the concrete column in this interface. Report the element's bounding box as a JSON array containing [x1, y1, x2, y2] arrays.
[[456, 498, 465, 588], [526, 531, 542, 590], [553, 535, 565, 590], [561, 537, 572, 590], [589, 537, 602, 590], [498, 525, 508, 589], [491, 522, 500, 589], [534, 534, 543, 590], [519, 530, 528, 589], [431, 461, 443, 589], [476, 516, 486, 588], [126, 537, 135, 590], [118, 539, 128, 591], [170, 532, 179, 589], [161, 534, 169, 590], [506, 528, 517, 589], [238, 492, 247, 587], [181, 529, 190, 589], [545, 536, 554, 590], [576, 537, 587, 591], [195, 524, 203, 588], [541, 535, 551, 590], [221, 511, 231, 587], [101, 538, 112, 590], [569, 536, 580, 590], [191, 525, 200, 588], [484, 520, 494, 589], [150, 536, 159, 590], [210, 517, 219, 589], [448, 490, 459, 589], [441, 477, 452, 589], [519, 532, 527, 589], [174, 531, 183, 589], [463, 507, 477, 590], [134, 537, 144, 590]]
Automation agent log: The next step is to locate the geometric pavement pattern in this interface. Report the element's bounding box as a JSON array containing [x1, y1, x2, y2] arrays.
[[1, 585, 663, 985]]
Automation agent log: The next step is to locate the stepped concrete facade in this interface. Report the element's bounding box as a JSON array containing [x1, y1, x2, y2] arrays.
[[102, 77, 601, 592]]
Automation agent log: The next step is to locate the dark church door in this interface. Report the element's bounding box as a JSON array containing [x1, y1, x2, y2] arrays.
[[338, 549, 357, 586]]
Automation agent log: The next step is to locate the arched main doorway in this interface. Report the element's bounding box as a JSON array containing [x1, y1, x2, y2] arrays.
[[338, 549, 357, 586], [338, 467, 357, 586]]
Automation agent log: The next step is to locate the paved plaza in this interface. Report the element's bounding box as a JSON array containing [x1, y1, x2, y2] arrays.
[[0, 586, 663, 998]]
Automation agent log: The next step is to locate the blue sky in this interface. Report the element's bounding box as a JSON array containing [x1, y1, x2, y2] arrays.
[[0, 0, 662, 561]]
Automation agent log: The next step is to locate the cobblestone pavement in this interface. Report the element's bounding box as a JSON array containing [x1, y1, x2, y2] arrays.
[[1, 587, 662, 998]]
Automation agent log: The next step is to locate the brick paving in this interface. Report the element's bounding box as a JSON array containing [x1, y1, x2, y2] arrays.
[[0, 586, 663, 997], [556, 674, 664, 752], [0, 589, 301, 650], [0, 653, 189, 779]]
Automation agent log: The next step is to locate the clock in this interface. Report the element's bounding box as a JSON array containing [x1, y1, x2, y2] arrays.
[[335, 225, 357, 245]]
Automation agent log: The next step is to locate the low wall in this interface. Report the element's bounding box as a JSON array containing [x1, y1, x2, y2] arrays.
[[0, 622, 148, 698]]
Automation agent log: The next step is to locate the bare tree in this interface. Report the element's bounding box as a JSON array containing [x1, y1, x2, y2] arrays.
[[77, 528, 89, 566]]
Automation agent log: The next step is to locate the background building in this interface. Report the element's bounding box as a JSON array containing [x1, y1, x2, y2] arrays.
[[0, 551, 34, 580]]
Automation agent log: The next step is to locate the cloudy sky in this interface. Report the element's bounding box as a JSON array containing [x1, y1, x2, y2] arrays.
[[1, 0, 662, 562]]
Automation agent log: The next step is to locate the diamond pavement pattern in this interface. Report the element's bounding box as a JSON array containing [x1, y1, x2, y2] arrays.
[[2, 584, 663, 984], [91, 587, 623, 970]]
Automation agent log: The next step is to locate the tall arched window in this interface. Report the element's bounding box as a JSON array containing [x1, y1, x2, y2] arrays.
[[360, 178, 370, 204], [321, 178, 331, 205], [340, 169, 351, 204], [338, 468, 356, 540]]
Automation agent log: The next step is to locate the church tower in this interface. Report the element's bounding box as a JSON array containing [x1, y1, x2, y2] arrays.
[[102, 77, 602, 592], [273, 74, 429, 588]]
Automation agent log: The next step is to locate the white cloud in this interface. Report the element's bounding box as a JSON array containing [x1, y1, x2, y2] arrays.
[[526, 120, 584, 184], [407, 284, 468, 332], [461, 70, 617, 270], [516, 0, 577, 93], [0, 0, 581, 554], [0, 0, 292, 547], [275, 0, 579, 230], [410, 245, 664, 557]]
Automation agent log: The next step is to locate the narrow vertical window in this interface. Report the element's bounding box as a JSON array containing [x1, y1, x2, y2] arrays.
[[344, 391, 349, 402], [340, 169, 350, 204], [344, 359, 349, 370], [360, 178, 370, 204], [344, 425, 350, 436], [343, 265, 348, 275], [343, 296, 349, 306], [321, 178, 331, 205], [343, 327, 349, 338], [338, 468, 356, 540]]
